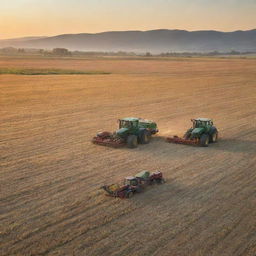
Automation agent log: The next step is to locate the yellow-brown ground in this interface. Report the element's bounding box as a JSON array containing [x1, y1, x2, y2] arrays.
[[1, 56, 256, 256]]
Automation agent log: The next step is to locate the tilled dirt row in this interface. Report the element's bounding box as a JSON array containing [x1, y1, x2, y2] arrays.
[[1, 57, 256, 256]]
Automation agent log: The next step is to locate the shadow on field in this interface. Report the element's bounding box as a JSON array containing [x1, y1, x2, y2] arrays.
[[132, 181, 187, 201], [91, 135, 256, 156], [129, 181, 212, 210], [209, 138, 256, 154], [130, 176, 233, 207], [133, 136, 256, 155], [151, 136, 256, 154]]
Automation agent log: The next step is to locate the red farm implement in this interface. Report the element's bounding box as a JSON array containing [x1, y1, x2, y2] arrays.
[[92, 132, 125, 148], [101, 171, 165, 199], [166, 135, 200, 146]]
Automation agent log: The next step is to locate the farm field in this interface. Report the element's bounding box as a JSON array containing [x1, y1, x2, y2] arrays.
[[1, 56, 256, 256]]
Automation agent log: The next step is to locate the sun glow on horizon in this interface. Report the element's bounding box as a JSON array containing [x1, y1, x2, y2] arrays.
[[0, 0, 255, 39]]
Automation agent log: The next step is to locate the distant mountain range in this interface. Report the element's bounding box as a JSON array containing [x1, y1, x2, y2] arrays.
[[1, 29, 255, 53]]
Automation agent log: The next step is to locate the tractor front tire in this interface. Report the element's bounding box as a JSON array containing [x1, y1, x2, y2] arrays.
[[200, 134, 209, 147], [210, 132, 218, 143], [139, 129, 151, 144], [126, 191, 133, 198], [127, 135, 138, 148], [209, 127, 218, 143]]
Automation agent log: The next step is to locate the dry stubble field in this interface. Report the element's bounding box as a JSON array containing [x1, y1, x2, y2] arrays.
[[1, 56, 256, 256]]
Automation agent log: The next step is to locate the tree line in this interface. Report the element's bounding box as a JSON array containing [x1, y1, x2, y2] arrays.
[[0, 47, 255, 57]]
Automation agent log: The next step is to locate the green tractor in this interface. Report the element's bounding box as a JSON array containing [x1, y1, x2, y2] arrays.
[[92, 117, 158, 148], [167, 118, 218, 147]]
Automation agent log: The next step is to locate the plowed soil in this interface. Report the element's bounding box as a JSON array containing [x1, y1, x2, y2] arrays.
[[1, 56, 256, 256]]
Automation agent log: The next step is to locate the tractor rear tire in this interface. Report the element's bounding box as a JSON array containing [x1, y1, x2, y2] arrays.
[[139, 129, 151, 144], [126, 191, 133, 198], [127, 135, 138, 148], [200, 134, 209, 147]]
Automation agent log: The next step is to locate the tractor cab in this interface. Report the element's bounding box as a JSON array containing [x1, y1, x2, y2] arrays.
[[192, 118, 213, 129], [124, 176, 139, 186], [116, 118, 140, 139], [119, 118, 139, 129]]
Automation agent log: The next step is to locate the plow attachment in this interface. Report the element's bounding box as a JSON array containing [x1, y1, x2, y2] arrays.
[[101, 184, 129, 198], [92, 132, 125, 148], [166, 136, 199, 146]]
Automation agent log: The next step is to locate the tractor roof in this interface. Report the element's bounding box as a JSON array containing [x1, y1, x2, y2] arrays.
[[121, 117, 139, 122], [125, 176, 136, 180], [194, 118, 212, 122]]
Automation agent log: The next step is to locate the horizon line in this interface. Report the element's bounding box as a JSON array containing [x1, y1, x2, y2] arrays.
[[1, 28, 256, 41]]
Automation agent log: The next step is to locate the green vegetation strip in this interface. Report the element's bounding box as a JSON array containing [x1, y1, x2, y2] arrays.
[[0, 68, 110, 75]]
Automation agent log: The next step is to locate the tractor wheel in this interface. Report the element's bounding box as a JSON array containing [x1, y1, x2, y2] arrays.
[[126, 191, 133, 198], [156, 178, 165, 184], [200, 134, 209, 147], [139, 129, 151, 144], [210, 132, 218, 143], [127, 135, 138, 148], [209, 127, 218, 143], [150, 129, 158, 135]]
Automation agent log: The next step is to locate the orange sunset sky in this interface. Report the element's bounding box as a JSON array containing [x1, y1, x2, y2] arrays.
[[0, 0, 255, 39]]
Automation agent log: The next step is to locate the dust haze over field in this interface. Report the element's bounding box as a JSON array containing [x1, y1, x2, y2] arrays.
[[1, 56, 256, 256]]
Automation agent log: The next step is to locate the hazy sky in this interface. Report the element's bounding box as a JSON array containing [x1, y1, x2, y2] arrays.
[[0, 0, 255, 39]]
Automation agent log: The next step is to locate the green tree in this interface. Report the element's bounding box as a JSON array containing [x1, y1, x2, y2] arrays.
[[52, 48, 71, 56]]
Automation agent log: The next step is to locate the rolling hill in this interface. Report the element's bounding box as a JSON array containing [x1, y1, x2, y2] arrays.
[[0, 29, 255, 53]]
